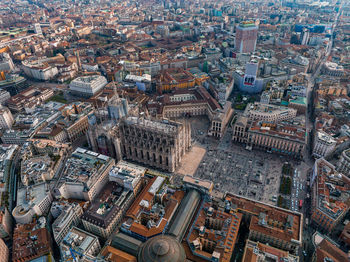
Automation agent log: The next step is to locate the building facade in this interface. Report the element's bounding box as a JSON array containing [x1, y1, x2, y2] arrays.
[[0, 106, 13, 129], [235, 21, 258, 53], [233, 118, 306, 159], [52, 202, 83, 244], [311, 158, 350, 231], [118, 117, 191, 172], [69, 75, 107, 97], [312, 131, 337, 159], [337, 148, 350, 177]]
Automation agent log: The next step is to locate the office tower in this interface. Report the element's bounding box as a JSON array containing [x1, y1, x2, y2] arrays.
[[235, 21, 258, 53]]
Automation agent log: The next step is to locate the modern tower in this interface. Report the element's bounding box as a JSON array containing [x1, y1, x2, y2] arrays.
[[235, 21, 258, 53]]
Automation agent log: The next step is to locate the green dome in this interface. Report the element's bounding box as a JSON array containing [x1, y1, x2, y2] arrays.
[[137, 235, 186, 262]]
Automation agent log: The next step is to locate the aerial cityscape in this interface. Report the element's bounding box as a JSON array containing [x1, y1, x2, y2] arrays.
[[0, 0, 349, 261]]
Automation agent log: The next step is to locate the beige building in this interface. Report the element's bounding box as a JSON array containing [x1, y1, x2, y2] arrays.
[[233, 117, 306, 159], [52, 202, 83, 244], [312, 131, 337, 159], [244, 102, 297, 123], [0, 106, 13, 129], [117, 117, 191, 172], [337, 148, 350, 177]]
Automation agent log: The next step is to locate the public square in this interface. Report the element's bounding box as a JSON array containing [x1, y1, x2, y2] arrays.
[[175, 116, 305, 205]]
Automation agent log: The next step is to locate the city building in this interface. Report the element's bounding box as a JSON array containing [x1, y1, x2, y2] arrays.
[[310, 158, 350, 231], [0, 106, 13, 129], [22, 59, 58, 81], [242, 240, 299, 262], [81, 182, 134, 239], [86, 117, 118, 158], [312, 238, 348, 262], [52, 202, 83, 244], [157, 68, 196, 93], [0, 207, 12, 239], [225, 193, 303, 254], [235, 21, 258, 53], [244, 102, 297, 123], [0, 89, 10, 105], [149, 87, 233, 138], [12, 222, 53, 262], [0, 238, 9, 262], [59, 102, 94, 141], [0, 53, 15, 72], [233, 118, 306, 159], [60, 227, 101, 261], [117, 117, 191, 172], [337, 148, 350, 177], [34, 23, 42, 35], [312, 131, 337, 159], [183, 197, 243, 262], [20, 155, 55, 186], [0, 74, 28, 96], [109, 160, 146, 194], [288, 97, 307, 115], [121, 176, 184, 241], [100, 245, 137, 262], [55, 148, 115, 201], [234, 61, 264, 94], [69, 75, 107, 97], [12, 183, 53, 224], [6, 86, 54, 112], [321, 62, 344, 77]]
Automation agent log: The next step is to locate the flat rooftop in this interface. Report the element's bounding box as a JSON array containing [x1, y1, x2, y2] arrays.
[[62, 148, 111, 188]]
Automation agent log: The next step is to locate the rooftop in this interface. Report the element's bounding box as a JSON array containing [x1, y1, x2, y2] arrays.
[[81, 182, 132, 228], [122, 176, 184, 240], [313, 159, 350, 221], [61, 226, 100, 261], [60, 148, 112, 189], [12, 222, 52, 261], [225, 193, 302, 244], [242, 240, 299, 262], [185, 199, 243, 262]]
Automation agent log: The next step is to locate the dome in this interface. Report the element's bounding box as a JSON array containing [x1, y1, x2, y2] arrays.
[[137, 235, 186, 262]]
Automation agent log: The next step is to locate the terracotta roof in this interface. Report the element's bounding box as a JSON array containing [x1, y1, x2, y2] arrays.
[[316, 239, 349, 262]]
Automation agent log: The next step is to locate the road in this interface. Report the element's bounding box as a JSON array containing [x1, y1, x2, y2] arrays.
[[8, 148, 20, 213], [299, 3, 343, 261]]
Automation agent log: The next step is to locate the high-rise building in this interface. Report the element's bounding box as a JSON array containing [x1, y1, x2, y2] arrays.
[[34, 23, 42, 35], [301, 28, 310, 45], [235, 21, 258, 53]]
